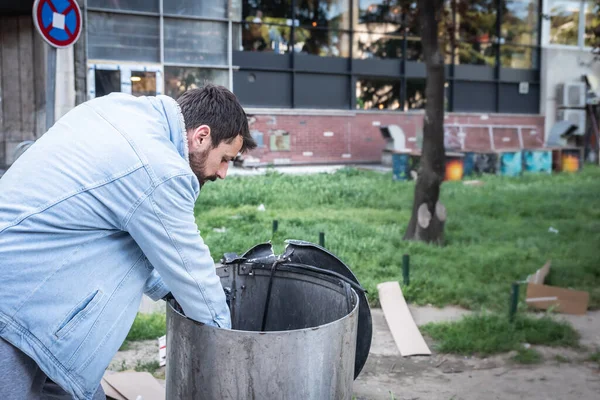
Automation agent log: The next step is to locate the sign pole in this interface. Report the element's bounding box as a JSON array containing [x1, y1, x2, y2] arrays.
[[32, 0, 83, 130], [45, 46, 57, 131]]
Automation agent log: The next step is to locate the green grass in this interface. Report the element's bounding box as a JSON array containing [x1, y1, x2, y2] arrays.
[[587, 350, 600, 366], [194, 166, 600, 310], [134, 360, 161, 374], [124, 313, 166, 341], [512, 348, 543, 364], [421, 313, 580, 356]]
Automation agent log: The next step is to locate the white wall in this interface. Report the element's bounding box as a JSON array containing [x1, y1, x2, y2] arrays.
[[55, 46, 76, 120], [540, 47, 600, 140]]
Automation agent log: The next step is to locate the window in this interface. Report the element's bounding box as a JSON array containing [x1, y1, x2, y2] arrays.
[[405, 79, 426, 110], [406, 37, 423, 61], [353, 31, 403, 59], [295, 28, 349, 57], [164, 19, 228, 65], [548, 0, 599, 47], [94, 70, 120, 97], [500, 45, 538, 68], [501, 0, 539, 45], [88, 0, 158, 13], [241, 23, 292, 53], [549, 0, 581, 45], [164, 67, 228, 99], [87, 12, 160, 62], [243, 0, 292, 22], [456, 0, 497, 44], [356, 79, 401, 110], [584, 0, 600, 47], [405, 79, 451, 111], [355, 0, 404, 32], [295, 0, 350, 30], [131, 72, 156, 97], [455, 41, 497, 65], [163, 0, 227, 19]]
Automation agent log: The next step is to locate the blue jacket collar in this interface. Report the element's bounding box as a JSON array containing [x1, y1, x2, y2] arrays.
[[153, 95, 189, 163]]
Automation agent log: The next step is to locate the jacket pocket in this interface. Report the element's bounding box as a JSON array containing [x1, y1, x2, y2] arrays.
[[54, 290, 104, 339]]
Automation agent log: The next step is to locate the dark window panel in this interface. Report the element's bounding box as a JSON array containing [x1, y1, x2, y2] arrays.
[[163, 0, 227, 19], [94, 69, 120, 97], [405, 79, 451, 111], [164, 19, 228, 65], [453, 81, 496, 112], [295, 73, 350, 108], [294, 0, 350, 30], [88, 12, 159, 62], [353, 32, 403, 59], [295, 53, 349, 73], [234, 70, 293, 108], [164, 67, 228, 99], [241, 23, 292, 54], [356, 78, 401, 110], [406, 37, 424, 61], [352, 58, 403, 77], [88, 0, 158, 13], [233, 50, 292, 69], [406, 78, 426, 110], [498, 82, 539, 114], [294, 28, 349, 57], [501, 0, 539, 45], [499, 68, 539, 82], [454, 64, 496, 80]]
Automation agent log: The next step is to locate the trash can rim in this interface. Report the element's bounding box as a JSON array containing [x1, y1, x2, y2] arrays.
[[167, 289, 359, 335]]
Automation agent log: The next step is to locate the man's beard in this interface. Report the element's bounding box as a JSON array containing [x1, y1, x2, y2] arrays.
[[189, 148, 217, 185]]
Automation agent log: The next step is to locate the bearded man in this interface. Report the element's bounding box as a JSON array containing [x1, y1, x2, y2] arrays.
[[0, 85, 256, 399]]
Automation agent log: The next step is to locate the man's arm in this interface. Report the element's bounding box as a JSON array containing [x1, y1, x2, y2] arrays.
[[125, 173, 231, 329], [143, 268, 170, 301]]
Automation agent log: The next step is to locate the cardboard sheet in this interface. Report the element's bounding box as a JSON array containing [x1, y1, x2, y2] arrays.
[[103, 372, 165, 400], [377, 281, 431, 356], [526, 260, 589, 315]]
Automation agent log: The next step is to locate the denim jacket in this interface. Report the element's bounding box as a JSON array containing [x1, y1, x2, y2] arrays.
[[0, 93, 231, 399]]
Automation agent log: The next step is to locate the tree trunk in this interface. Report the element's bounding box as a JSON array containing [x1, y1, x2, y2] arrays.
[[404, 1, 447, 244]]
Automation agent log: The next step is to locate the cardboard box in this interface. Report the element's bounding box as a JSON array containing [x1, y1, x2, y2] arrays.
[[525, 261, 589, 315]]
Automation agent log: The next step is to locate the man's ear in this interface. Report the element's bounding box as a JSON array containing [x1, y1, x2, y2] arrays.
[[189, 125, 211, 150]]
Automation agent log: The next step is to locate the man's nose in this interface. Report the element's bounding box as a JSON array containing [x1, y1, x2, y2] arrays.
[[217, 162, 229, 179]]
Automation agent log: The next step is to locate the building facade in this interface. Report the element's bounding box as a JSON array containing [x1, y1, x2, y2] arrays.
[[0, 0, 599, 168]]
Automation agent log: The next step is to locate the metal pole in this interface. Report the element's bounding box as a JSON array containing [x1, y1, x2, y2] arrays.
[[319, 232, 325, 247], [227, 0, 233, 90], [509, 282, 519, 322], [402, 254, 410, 286], [46, 46, 57, 131]]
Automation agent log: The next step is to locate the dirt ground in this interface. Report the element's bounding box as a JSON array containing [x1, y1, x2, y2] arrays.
[[352, 307, 600, 400], [109, 306, 600, 399]]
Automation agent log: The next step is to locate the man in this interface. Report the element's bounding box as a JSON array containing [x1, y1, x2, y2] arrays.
[[0, 85, 256, 399]]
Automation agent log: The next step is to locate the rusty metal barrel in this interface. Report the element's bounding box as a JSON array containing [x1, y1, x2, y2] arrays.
[[166, 240, 372, 400]]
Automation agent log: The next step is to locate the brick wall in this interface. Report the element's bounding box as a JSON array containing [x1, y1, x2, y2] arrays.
[[243, 109, 546, 165]]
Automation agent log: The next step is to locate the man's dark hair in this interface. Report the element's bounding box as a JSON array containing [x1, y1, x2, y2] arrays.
[[177, 85, 256, 152]]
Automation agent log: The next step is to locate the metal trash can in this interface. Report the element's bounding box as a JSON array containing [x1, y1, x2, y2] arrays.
[[166, 240, 372, 400]]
